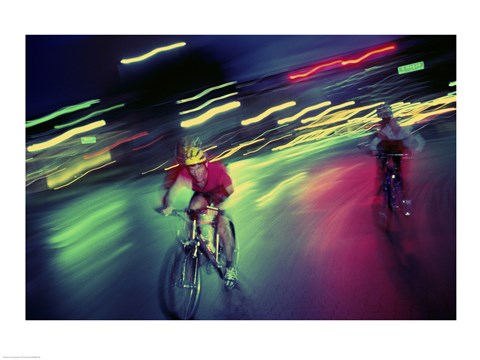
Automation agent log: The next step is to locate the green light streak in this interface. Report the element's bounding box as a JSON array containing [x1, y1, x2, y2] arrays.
[[449, 81, 456, 87], [253, 124, 289, 140], [54, 104, 124, 129], [120, 42, 186, 64], [176, 81, 237, 104], [26, 99, 100, 128]]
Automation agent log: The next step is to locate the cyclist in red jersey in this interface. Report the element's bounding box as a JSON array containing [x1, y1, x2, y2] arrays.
[[163, 146, 238, 288]]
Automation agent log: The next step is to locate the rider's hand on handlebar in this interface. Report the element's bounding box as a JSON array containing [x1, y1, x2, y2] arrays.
[[163, 206, 174, 216]]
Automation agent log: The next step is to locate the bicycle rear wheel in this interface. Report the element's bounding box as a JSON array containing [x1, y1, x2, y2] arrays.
[[167, 247, 201, 320]]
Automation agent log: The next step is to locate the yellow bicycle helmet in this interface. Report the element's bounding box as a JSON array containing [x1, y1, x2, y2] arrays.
[[184, 146, 207, 165]]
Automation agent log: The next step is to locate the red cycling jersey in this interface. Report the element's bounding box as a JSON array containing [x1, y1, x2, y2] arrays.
[[176, 161, 232, 204]]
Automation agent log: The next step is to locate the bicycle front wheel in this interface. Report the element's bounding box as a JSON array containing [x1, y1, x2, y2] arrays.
[[167, 248, 201, 320]]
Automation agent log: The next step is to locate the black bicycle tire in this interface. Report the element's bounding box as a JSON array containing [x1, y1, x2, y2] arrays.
[[168, 247, 201, 320]]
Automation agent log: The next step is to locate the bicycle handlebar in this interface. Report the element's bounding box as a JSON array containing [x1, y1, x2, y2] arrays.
[[156, 206, 224, 218]]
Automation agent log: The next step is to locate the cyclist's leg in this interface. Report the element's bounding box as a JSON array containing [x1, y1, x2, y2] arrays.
[[217, 214, 238, 288], [217, 215, 235, 265], [189, 192, 209, 210]]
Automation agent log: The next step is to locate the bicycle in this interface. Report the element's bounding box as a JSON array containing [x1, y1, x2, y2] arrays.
[[377, 152, 412, 229], [159, 206, 238, 320]]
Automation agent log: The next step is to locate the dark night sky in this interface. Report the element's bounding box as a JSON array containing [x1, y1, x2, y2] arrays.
[[26, 35, 403, 118]]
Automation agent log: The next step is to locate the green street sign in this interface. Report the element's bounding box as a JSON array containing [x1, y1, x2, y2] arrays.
[[81, 136, 97, 144], [398, 61, 425, 74]]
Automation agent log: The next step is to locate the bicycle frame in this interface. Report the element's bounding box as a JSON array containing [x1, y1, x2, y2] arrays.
[[175, 206, 226, 276]]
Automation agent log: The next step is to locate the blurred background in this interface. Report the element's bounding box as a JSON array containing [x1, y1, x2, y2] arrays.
[[25, 34, 456, 320]]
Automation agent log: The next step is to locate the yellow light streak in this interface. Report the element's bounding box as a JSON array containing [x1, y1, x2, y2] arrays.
[[46, 152, 112, 189], [210, 138, 264, 162], [120, 42, 186, 64], [300, 101, 356, 125], [203, 145, 218, 153], [53, 160, 116, 190], [243, 134, 293, 155], [164, 163, 180, 171], [141, 161, 169, 175], [257, 172, 307, 206], [179, 93, 238, 115], [177, 81, 237, 104], [277, 101, 331, 125], [180, 101, 240, 128], [241, 101, 296, 126], [27, 120, 106, 152], [295, 102, 382, 131], [401, 108, 456, 126]]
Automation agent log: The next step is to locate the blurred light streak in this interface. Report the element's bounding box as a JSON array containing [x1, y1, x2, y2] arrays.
[[179, 93, 238, 115], [203, 145, 218, 153], [27, 120, 106, 152], [289, 44, 396, 80], [53, 160, 117, 190], [223, 181, 256, 208], [132, 135, 165, 151], [164, 163, 179, 171], [253, 124, 289, 140], [120, 42, 186, 64], [180, 101, 240, 128], [243, 134, 293, 155], [141, 160, 169, 175], [26, 168, 65, 187], [289, 60, 342, 80], [55, 104, 125, 129], [26, 99, 100, 128], [240, 101, 296, 126], [257, 172, 307, 206], [176, 81, 237, 104], [83, 131, 149, 160], [342, 45, 396, 65], [300, 101, 356, 125], [401, 108, 456, 125], [449, 81, 456, 87], [298, 102, 382, 130], [46, 152, 113, 189], [277, 101, 331, 125], [283, 136, 345, 160], [210, 138, 265, 162]]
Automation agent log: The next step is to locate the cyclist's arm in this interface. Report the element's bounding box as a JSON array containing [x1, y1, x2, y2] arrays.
[[403, 130, 426, 153], [369, 135, 381, 153], [163, 175, 191, 214], [217, 184, 234, 210]]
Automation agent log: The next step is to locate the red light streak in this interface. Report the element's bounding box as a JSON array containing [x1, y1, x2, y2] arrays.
[[132, 135, 164, 151], [288, 44, 396, 81], [83, 131, 149, 159]]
